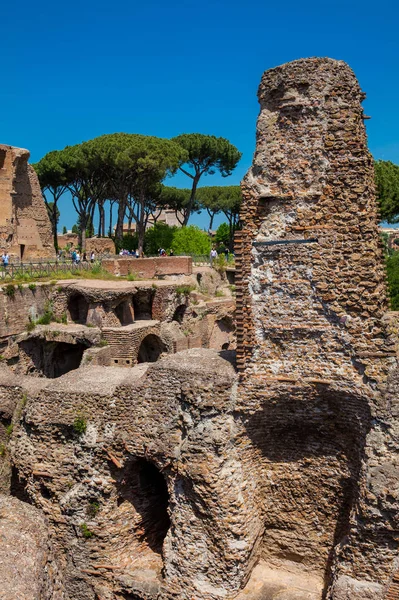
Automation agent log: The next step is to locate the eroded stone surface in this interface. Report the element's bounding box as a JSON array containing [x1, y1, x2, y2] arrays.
[[0, 495, 63, 599], [0, 145, 54, 260]]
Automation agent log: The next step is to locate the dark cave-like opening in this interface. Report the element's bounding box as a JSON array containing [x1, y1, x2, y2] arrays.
[[115, 299, 134, 325], [20, 339, 87, 378], [116, 458, 170, 554], [137, 334, 166, 363], [67, 294, 89, 324], [132, 290, 154, 320]]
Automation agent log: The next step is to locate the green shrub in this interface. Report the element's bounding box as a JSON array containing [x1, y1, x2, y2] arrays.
[[215, 290, 224, 297], [172, 225, 211, 256], [0, 443, 6, 456], [28, 283, 36, 291], [61, 312, 67, 324], [26, 321, 36, 332], [80, 523, 94, 539], [127, 272, 137, 281], [175, 285, 195, 296], [386, 253, 399, 309], [144, 222, 176, 255], [4, 284, 15, 298], [87, 502, 100, 518], [5, 424, 13, 437], [36, 311, 53, 325], [98, 339, 108, 347], [73, 415, 87, 435]]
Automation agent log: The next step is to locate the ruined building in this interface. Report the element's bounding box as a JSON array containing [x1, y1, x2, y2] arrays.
[[0, 58, 399, 600], [0, 144, 54, 260]]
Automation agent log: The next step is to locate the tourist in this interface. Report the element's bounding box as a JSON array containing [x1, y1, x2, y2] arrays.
[[135, 249, 139, 258], [210, 247, 217, 266], [90, 251, 95, 263], [71, 249, 77, 263], [83, 252, 87, 262], [1, 251, 9, 269], [170, 249, 174, 256], [224, 247, 229, 261], [75, 251, 80, 264]]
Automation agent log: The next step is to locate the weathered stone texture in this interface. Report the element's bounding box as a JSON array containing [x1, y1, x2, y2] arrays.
[[0, 145, 54, 260], [0, 495, 64, 599], [235, 57, 399, 597]]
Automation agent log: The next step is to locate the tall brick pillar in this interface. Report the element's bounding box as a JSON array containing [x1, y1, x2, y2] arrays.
[[235, 58, 399, 599]]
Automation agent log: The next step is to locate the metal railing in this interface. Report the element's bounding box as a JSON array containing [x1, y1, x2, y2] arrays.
[[0, 260, 94, 281]]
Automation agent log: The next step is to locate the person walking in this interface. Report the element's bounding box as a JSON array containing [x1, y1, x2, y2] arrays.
[[1, 251, 9, 269], [90, 251, 95, 263], [210, 247, 217, 267]]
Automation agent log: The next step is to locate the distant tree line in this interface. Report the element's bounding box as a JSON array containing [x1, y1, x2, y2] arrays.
[[34, 132, 242, 253]]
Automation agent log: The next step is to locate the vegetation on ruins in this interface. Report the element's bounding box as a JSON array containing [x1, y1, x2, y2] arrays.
[[73, 415, 87, 435], [171, 134, 242, 226], [34, 133, 242, 255], [79, 522, 94, 539], [4, 284, 16, 298], [375, 160, 399, 222], [386, 253, 399, 310]]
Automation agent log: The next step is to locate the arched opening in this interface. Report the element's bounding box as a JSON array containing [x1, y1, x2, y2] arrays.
[[137, 334, 166, 363], [115, 458, 170, 554], [115, 299, 134, 326], [67, 294, 89, 324], [132, 290, 154, 321], [172, 304, 187, 324], [19, 339, 87, 378]]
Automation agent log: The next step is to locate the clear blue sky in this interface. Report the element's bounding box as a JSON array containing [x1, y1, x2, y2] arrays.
[[2, 0, 399, 232]]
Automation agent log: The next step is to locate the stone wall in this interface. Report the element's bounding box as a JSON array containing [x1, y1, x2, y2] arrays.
[[0, 145, 54, 260], [235, 57, 399, 599], [102, 256, 193, 278], [0, 283, 52, 348]]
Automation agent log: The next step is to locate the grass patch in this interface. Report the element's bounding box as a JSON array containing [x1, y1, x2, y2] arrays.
[[215, 290, 225, 297], [5, 424, 13, 437], [0, 443, 6, 456], [98, 339, 108, 347], [80, 522, 94, 539], [175, 285, 195, 296], [73, 415, 87, 435], [4, 284, 15, 298], [28, 283, 36, 291], [87, 502, 100, 518]]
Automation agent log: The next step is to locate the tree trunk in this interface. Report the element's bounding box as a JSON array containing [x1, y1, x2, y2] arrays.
[[115, 195, 127, 243], [183, 172, 200, 226], [137, 192, 145, 255], [207, 209, 215, 232], [98, 202, 105, 237], [52, 202, 58, 252], [108, 201, 114, 237]]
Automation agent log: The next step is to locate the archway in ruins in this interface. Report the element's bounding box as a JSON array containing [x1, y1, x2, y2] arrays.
[[137, 334, 166, 363], [115, 458, 170, 554], [67, 294, 89, 324], [115, 299, 134, 326], [20, 339, 87, 378], [132, 289, 154, 320]]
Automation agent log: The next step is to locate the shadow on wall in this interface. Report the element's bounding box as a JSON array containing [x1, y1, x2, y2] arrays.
[[115, 299, 134, 325], [209, 317, 236, 351], [133, 290, 155, 320], [137, 334, 167, 363], [20, 339, 88, 378], [68, 294, 89, 324], [113, 457, 170, 554], [242, 385, 372, 592]]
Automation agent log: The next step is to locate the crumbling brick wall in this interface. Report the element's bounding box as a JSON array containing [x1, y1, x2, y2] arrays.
[[235, 57, 399, 599], [0, 145, 54, 260]]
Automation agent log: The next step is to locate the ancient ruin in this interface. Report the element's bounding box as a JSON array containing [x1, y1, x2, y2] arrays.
[[0, 145, 55, 260], [1, 57, 399, 600]]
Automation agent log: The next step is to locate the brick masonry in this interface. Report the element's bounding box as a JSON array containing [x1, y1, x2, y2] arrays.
[[235, 57, 399, 599], [0, 145, 54, 260]]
